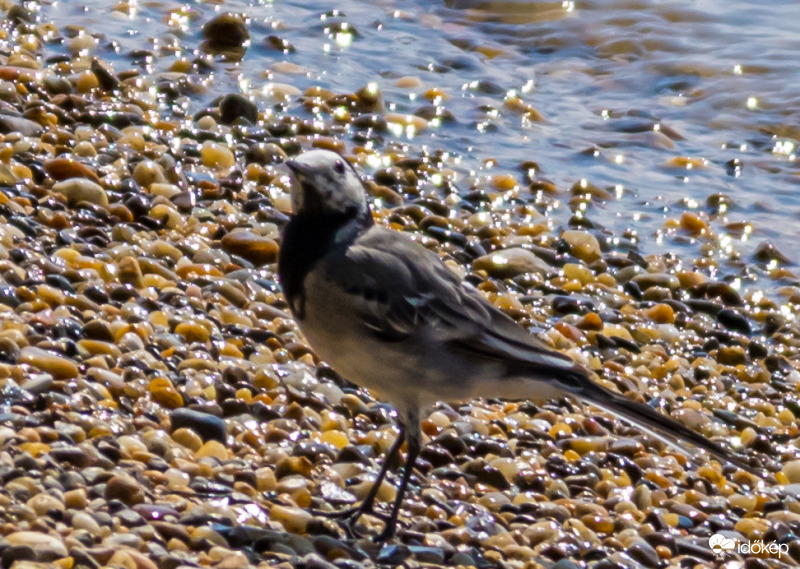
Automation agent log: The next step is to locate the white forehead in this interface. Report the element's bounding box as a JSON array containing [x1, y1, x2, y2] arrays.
[[292, 149, 344, 169], [289, 149, 367, 214]]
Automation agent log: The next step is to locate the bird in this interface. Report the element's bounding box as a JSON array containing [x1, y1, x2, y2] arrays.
[[277, 148, 757, 541]]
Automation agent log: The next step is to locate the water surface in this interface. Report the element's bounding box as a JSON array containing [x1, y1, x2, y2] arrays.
[[42, 0, 800, 289]]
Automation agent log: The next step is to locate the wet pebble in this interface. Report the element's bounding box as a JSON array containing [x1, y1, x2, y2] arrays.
[[104, 474, 146, 506], [0, 115, 42, 136], [18, 346, 79, 379], [473, 247, 554, 278], [221, 229, 279, 265], [717, 308, 751, 334], [203, 13, 250, 51], [220, 93, 258, 124], [51, 177, 108, 206], [633, 273, 680, 290], [170, 408, 227, 443], [561, 230, 602, 263], [5, 532, 67, 561]]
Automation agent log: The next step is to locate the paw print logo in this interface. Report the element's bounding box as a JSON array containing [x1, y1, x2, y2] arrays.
[[709, 534, 736, 556]]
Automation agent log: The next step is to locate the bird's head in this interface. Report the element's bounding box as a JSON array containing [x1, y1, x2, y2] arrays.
[[284, 150, 369, 220]]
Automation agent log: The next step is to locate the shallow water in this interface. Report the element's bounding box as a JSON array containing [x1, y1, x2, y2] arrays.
[[42, 0, 800, 285]]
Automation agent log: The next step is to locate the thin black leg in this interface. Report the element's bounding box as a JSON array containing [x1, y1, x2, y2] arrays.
[[376, 429, 421, 541], [311, 426, 406, 535], [358, 425, 405, 514]]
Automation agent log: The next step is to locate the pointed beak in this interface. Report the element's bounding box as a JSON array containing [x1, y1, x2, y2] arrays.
[[284, 159, 319, 214], [284, 159, 313, 180]]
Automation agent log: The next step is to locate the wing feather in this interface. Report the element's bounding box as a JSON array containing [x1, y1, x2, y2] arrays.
[[319, 227, 756, 473], [323, 227, 578, 375]]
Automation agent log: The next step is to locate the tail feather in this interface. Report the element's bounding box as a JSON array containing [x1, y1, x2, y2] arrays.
[[575, 379, 758, 475]]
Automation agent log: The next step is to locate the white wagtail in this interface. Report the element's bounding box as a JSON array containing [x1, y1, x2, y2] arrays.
[[277, 149, 756, 540]]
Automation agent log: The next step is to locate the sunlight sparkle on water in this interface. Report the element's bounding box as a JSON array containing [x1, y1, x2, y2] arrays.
[[773, 139, 795, 156]]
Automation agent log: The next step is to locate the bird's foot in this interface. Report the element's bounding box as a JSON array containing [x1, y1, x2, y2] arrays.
[[309, 504, 364, 519], [310, 503, 394, 540]]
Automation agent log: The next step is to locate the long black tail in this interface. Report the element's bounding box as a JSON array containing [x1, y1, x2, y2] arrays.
[[574, 377, 758, 475]]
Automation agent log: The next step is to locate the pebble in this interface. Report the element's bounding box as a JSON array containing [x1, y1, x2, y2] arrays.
[[679, 212, 709, 235], [632, 272, 680, 289], [170, 408, 227, 443], [220, 93, 258, 124], [71, 511, 103, 535], [201, 141, 235, 169], [561, 230, 602, 262], [203, 13, 250, 51], [754, 241, 791, 264], [195, 440, 231, 460], [782, 460, 800, 484], [646, 303, 675, 323], [473, 247, 553, 277], [270, 504, 312, 533], [221, 229, 279, 265], [45, 158, 101, 183], [149, 377, 183, 408], [104, 474, 146, 506], [27, 494, 64, 516], [132, 160, 166, 186], [5, 532, 67, 560], [18, 346, 79, 379], [51, 177, 109, 206], [717, 308, 751, 334], [20, 375, 54, 395], [627, 538, 660, 567]]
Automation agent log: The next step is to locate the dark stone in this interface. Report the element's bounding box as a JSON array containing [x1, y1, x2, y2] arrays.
[[116, 508, 146, 527], [420, 444, 455, 468], [82, 319, 115, 342], [463, 459, 510, 490], [747, 341, 768, 359], [0, 114, 42, 136], [20, 376, 54, 395], [716, 308, 751, 334], [203, 13, 249, 51], [220, 93, 257, 125], [50, 447, 94, 467], [45, 274, 75, 293], [754, 241, 791, 264], [7, 5, 35, 23], [220, 399, 249, 417], [627, 540, 660, 568], [170, 408, 227, 443], [551, 295, 593, 315], [377, 545, 411, 565], [0, 286, 18, 308], [265, 35, 295, 53], [765, 355, 793, 374], [69, 547, 101, 569], [91, 58, 120, 91], [408, 546, 445, 564]]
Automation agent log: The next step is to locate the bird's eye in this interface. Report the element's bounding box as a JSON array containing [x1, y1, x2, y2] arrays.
[[333, 160, 346, 175]]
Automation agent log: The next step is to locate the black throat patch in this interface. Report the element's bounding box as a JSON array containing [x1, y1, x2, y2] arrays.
[[278, 207, 370, 319]]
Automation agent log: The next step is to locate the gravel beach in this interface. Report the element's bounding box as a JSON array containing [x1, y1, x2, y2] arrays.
[[0, 3, 797, 568]]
